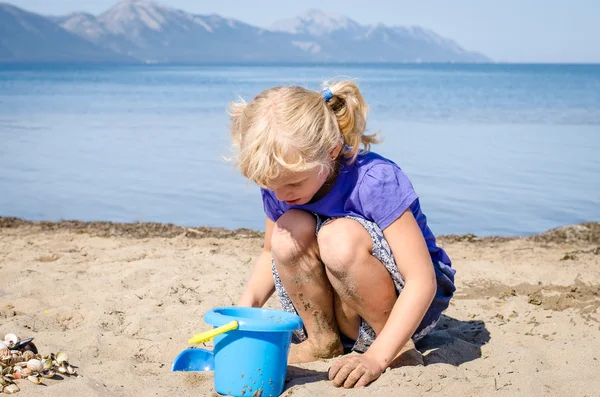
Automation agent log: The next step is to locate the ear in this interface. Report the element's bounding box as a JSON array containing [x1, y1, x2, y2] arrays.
[[329, 138, 343, 160]]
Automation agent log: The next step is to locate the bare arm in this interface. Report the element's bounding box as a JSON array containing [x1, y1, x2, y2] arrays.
[[366, 209, 437, 367], [238, 217, 276, 308]]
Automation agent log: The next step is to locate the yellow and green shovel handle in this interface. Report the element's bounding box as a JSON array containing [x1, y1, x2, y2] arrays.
[[188, 320, 239, 345]]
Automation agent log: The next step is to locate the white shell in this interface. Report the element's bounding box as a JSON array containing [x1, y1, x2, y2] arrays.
[[56, 352, 68, 364], [3, 335, 18, 349], [26, 359, 43, 373], [27, 375, 42, 384], [3, 384, 20, 394]]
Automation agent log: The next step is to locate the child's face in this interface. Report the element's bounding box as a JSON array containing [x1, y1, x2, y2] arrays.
[[268, 167, 329, 206]]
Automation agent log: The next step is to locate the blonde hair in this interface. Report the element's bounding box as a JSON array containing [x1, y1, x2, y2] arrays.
[[228, 80, 380, 188]]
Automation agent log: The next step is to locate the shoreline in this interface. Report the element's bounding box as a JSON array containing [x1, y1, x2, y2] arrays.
[[1, 216, 598, 244]]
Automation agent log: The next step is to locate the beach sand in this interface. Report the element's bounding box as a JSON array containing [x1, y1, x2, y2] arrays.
[[1, 217, 599, 396]]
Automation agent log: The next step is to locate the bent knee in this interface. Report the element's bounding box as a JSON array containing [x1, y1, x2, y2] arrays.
[[271, 210, 317, 265], [317, 218, 372, 275]]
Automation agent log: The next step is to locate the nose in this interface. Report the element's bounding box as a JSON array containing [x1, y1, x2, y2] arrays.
[[274, 188, 293, 202]]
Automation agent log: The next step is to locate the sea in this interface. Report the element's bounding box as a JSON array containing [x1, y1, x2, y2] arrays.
[[1, 63, 599, 236]]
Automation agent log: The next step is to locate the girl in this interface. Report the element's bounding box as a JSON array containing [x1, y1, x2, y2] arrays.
[[231, 80, 456, 389]]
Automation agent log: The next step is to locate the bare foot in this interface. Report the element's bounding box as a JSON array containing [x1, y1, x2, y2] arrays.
[[288, 337, 344, 364], [390, 339, 424, 368]]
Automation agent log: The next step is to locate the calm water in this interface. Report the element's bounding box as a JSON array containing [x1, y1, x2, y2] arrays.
[[1, 64, 599, 236]]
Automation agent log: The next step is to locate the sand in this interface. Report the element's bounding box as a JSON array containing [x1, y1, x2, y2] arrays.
[[1, 217, 599, 397]]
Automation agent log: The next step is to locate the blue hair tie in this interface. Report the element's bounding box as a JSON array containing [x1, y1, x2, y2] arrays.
[[321, 88, 334, 102]]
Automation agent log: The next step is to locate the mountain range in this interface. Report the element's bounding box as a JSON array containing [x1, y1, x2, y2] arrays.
[[0, 0, 490, 63]]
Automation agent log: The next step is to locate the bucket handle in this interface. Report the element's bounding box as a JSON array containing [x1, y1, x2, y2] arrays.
[[188, 320, 239, 345]]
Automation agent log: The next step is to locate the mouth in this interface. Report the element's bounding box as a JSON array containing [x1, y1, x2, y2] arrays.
[[285, 199, 301, 205]]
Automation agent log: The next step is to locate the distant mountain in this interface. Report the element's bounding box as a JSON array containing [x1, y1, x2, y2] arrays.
[[50, 0, 311, 63], [0, 3, 133, 63], [270, 9, 364, 37], [268, 9, 488, 62], [0, 0, 490, 63]]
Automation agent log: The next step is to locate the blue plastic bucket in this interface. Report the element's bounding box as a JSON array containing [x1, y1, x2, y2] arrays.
[[204, 307, 303, 397]]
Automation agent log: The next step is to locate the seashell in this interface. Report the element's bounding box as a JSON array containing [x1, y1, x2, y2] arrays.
[[22, 350, 35, 362], [41, 370, 55, 379], [66, 365, 76, 375], [11, 366, 21, 373], [56, 352, 68, 364], [57, 365, 67, 374], [0, 342, 8, 359], [3, 384, 20, 394], [42, 358, 53, 370], [27, 375, 42, 384], [3, 335, 18, 349], [20, 368, 32, 377], [27, 358, 43, 373]]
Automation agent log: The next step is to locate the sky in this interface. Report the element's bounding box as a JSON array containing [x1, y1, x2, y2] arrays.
[[8, 0, 600, 63]]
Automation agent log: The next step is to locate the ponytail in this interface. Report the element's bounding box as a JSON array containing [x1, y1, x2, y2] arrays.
[[324, 80, 380, 162]]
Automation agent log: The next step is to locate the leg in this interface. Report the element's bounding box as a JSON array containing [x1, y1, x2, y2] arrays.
[[318, 218, 397, 335], [333, 290, 361, 342], [318, 218, 423, 365], [271, 210, 343, 363]]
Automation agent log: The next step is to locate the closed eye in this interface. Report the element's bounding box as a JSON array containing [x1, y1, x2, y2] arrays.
[[288, 180, 306, 188]]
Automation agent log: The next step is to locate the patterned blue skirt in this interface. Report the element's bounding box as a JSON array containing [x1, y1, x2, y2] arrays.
[[271, 214, 456, 353]]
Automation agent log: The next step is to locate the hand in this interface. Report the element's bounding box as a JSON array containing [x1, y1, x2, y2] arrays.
[[328, 352, 386, 388]]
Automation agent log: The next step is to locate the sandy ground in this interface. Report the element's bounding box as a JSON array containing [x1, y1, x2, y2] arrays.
[[1, 217, 599, 397]]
